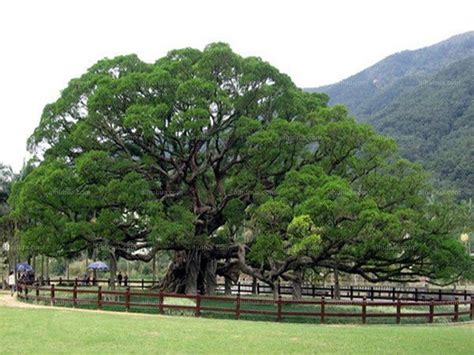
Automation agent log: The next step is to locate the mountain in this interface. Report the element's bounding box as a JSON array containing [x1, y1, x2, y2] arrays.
[[309, 32, 474, 199]]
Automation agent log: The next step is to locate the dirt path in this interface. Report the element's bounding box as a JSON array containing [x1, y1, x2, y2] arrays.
[[0, 292, 162, 318], [0, 293, 45, 309]]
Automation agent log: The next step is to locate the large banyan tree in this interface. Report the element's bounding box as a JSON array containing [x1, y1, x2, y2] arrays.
[[11, 43, 472, 296]]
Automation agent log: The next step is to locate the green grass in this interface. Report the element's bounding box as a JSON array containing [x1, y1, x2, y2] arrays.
[[0, 305, 473, 354]]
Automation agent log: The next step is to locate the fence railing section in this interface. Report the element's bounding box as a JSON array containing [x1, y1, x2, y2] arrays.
[[217, 282, 474, 301], [30, 278, 473, 302], [17, 285, 473, 324]]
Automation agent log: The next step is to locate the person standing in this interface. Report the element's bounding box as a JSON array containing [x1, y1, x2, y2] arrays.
[[8, 271, 15, 296]]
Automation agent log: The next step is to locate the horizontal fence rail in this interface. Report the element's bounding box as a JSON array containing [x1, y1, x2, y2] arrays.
[[216, 282, 474, 302], [27, 278, 474, 302], [17, 284, 474, 325]]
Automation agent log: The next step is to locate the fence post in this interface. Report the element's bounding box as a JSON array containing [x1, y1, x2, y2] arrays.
[[257, 282, 260, 295], [321, 297, 325, 324], [158, 291, 164, 314], [74, 278, 78, 287], [438, 289, 442, 301], [98, 286, 102, 310], [278, 283, 281, 296], [35, 285, 39, 303], [277, 295, 282, 322], [362, 296, 367, 324], [396, 298, 401, 324], [392, 287, 396, 302], [453, 297, 459, 322], [50, 284, 55, 306], [235, 294, 241, 320], [125, 287, 130, 312], [429, 298, 434, 323], [350, 286, 353, 300], [59, 277, 62, 286], [463, 289, 467, 301], [47, 277, 50, 286], [415, 288, 418, 302], [330, 285, 334, 299], [237, 282, 241, 295], [312, 284, 315, 298], [73, 285, 77, 308], [370, 287, 374, 301], [141, 279, 144, 290]]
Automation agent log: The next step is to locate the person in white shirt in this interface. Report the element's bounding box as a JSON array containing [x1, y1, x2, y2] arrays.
[[8, 271, 15, 296]]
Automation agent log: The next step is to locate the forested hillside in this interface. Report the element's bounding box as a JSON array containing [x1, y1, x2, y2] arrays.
[[367, 57, 474, 198], [309, 32, 474, 199]]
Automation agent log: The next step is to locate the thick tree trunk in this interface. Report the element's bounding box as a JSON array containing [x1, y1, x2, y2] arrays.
[[292, 268, 303, 300], [272, 282, 279, 300], [185, 249, 201, 294], [224, 276, 232, 295], [203, 258, 217, 295], [159, 251, 186, 293], [334, 267, 340, 300]]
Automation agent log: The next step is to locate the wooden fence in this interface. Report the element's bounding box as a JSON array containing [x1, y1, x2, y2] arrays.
[[17, 284, 474, 324], [218, 282, 474, 301], [38, 278, 473, 302]]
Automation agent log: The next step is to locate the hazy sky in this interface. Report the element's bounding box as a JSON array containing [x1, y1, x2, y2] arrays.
[[1, 0, 473, 171]]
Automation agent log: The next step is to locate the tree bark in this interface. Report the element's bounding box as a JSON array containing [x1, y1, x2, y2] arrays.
[[292, 268, 303, 300], [224, 276, 232, 295], [334, 266, 340, 300], [271, 281, 279, 300], [185, 249, 201, 294], [159, 251, 186, 293], [203, 258, 217, 295]]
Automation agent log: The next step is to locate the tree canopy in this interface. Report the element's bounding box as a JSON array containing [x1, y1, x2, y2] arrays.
[[9, 43, 472, 295]]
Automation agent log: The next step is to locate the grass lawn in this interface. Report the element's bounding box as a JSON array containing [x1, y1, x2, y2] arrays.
[[1, 305, 473, 354]]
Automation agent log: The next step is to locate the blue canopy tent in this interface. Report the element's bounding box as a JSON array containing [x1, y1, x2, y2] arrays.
[[16, 262, 33, 273], [87, 261, 109, 271]]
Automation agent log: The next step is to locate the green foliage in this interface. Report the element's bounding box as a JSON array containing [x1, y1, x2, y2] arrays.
[[10, 42, 472, 287]]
